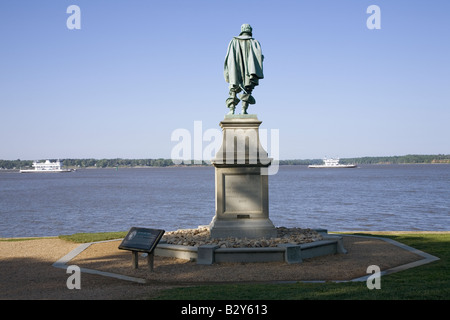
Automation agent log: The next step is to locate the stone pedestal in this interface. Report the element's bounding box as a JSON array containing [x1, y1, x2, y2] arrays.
[[209, 114, 277, 239]]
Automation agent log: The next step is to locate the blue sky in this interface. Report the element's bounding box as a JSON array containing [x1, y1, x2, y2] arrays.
[[1, 0, 449, 160]]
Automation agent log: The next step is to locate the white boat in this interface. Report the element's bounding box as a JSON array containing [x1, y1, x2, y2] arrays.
[[308, 158, 357, 168], [19, 160, 74, 173]]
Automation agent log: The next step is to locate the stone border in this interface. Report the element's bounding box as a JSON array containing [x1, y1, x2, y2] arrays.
[[52, 233, 440, 284], [344, 234, 440, 282], [155, 233, 347, 264], [52, 239, 146, 284]]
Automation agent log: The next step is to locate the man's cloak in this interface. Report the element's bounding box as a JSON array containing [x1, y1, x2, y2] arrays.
[[224, 35, 264, 91]]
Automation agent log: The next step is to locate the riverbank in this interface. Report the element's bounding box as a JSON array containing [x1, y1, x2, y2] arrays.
[[3, 162, 450, 174], [2, 155, 450, 171]]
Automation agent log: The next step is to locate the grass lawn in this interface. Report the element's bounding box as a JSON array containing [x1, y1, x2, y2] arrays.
[[152, 232, 449, 300], [58, 231, 127, 243]]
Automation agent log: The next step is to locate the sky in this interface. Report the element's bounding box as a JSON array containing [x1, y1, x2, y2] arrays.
[[1, 0, 449, 161]]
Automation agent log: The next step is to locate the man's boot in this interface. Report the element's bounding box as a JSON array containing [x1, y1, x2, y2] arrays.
[[226, 91, 239, 115], [241, 101, 248, 114], [240, 93, 255, 114]]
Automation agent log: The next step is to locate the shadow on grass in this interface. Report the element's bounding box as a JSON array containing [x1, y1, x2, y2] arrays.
[[152, 233, 450, 300]]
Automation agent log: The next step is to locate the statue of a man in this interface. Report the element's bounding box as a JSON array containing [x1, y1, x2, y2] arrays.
[[224, 24, 264, 115]]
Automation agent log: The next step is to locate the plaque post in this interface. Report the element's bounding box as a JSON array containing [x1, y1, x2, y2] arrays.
[[132, 251, 139, 269], [118, 227, 165, 271], [147, 252, 154, 271]]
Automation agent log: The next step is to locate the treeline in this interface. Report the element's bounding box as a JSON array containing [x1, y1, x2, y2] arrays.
[[1, 154, 450, 169], [338, 154, 450, 165], [0, 158, 213, 169], [279, 159, 322, 165], [63, 158, 211, 167], [280, 154, 450, 165], [63, 158, 177, 168], [0, 160, 34, 169], [0, 158, 177, 169]]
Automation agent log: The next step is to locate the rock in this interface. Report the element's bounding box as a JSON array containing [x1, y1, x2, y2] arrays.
[[162, 226, 323, 248]]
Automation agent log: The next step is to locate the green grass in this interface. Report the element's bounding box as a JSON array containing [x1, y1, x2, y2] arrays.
[[152, 233, 450, 300], [1, 231, 127, 243], [58, 231, 127, 243], [0, 236, 57, 242]]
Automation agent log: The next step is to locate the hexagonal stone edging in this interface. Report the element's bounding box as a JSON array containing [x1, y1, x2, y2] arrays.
[[155, 232, 347, 265]]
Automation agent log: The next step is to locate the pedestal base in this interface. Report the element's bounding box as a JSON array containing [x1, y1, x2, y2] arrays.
[[209, 217, 277, 239], [209, 114, 276, 239]]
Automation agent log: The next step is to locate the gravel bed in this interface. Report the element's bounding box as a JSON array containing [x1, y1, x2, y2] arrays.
[[162, 226, 323, 248]]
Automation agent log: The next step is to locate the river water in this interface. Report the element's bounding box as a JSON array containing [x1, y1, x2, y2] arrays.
[[0, 165, 449, 237]]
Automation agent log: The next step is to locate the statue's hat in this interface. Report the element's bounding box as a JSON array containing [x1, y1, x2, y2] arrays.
[[239, 24, 252, 36]]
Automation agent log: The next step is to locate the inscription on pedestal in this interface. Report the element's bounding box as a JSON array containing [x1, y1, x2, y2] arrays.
[[224, 174, 262, 213]]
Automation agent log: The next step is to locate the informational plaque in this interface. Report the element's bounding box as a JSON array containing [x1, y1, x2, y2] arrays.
[[119, 227, 165, 253], [224, 174, 262, 213]]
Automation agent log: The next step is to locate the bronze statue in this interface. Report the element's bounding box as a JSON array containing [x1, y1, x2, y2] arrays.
[[224, 24, 264, 115]]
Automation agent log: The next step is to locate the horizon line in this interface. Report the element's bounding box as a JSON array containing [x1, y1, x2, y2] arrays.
[[2, 153, 450, 162]]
